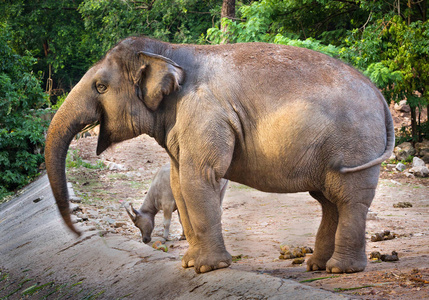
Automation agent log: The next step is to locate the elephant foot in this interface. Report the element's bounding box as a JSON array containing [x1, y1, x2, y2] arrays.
[[306, 255, 328, 271], [326, 255, 367, 273], [181, 246, 232, 273], [182, 246, 199, 268]]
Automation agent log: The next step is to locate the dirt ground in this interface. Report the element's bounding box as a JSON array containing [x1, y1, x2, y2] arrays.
[[66, 124, 429, 299]]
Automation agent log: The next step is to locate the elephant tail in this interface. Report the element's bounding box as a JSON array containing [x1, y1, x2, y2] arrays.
[[336, 100, 395, 174]]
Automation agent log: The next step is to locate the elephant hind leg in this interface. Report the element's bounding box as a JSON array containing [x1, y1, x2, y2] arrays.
[[307, 191, 338, 271], [326, 189, 374, 273], [323, 168, 378, 273]]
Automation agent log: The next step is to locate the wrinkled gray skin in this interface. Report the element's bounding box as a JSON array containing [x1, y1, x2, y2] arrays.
[[125, 163, 228, 244], [45, 37, 394, 274]]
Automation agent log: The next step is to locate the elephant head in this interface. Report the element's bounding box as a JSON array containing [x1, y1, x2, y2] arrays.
[[45, 39, 184, 235]]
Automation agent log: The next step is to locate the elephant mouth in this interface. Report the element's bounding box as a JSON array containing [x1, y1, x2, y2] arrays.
[[81, 121, 100, 136]]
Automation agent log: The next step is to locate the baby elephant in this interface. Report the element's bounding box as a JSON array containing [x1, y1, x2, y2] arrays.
[[126, 163, 228, 244]]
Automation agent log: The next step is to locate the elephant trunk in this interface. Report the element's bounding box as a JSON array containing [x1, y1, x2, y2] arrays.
[[45, 93, 99, 236]]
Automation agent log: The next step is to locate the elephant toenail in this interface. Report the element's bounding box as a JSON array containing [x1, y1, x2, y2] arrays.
[[188, 260, 195, 267], [200, 265, 211, 273]]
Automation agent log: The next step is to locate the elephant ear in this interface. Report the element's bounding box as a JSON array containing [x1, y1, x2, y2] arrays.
[[134, 51, 184, 111]]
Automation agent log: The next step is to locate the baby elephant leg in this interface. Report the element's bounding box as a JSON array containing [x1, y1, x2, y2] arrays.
[[177, 210, 186, 240], [163, 208, 173, 240]]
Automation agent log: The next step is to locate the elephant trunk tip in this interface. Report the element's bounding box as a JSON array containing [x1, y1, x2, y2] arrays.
[[62, 210, 82, 237]]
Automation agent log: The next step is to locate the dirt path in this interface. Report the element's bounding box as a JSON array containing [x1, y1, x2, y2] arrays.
[[67, 134, 429, 299]]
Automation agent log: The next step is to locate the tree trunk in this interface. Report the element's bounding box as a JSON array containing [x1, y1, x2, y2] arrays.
[[410, 105, 417, 143], [221, 0, 235, 44]]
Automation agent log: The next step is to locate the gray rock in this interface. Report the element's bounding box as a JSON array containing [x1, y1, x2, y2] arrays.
[[104, 216, 116, 225], [394, 142, 415, 161], [106, 162, 127, 171], [412, 157, 426, 168], [409, 166, 429, 177], [394, 100, 410, 112], [69, 203, 80, 212], [396, 162, 406, 172], [404, 172, 415, 178]]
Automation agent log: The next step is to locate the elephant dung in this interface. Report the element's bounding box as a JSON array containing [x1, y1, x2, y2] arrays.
[[369, 251, 399, 262], [370, 230, 396, 242], [393, 201, 413, 208], [279, 245, 313, 260], [292, 257, 306, 265]]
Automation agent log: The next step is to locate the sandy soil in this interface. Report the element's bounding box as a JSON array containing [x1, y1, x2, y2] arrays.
[[66, 129, 429, 299]]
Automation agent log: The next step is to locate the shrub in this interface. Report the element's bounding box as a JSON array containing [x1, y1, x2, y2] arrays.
[[0, 23, 49, 201]]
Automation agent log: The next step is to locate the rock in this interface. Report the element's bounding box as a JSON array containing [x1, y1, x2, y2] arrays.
[[396, 162, 406, 172], [114, 221, 127, 228], [415, 139, 429, 163], [367, 209, 379, 220], [409, 166, 429, 177], [105, 161, 127, 171], [404, 172, 415, 178], [412, 157, 426, 168], [394, 142, 415, 161], [69, 203, 80, 212], [394, 100, 410, 112], [104, 216, 116, 225]]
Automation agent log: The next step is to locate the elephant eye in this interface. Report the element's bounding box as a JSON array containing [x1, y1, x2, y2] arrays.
[[96, 83, 108, 94]]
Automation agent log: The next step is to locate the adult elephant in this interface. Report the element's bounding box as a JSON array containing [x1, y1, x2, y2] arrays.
[[45, 37, 394, 274]]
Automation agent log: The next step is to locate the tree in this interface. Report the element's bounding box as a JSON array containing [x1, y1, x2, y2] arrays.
[[346, 0, 429, 142], [0, 23, 49, 200], [0, 0, 91, 98], [220, 0, 235, 44], [206, 0, 341, 57]]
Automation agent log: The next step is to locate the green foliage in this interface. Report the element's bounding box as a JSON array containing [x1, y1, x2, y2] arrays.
[[52, 93, 68, 110], [206, 0, 369, 46], [79, 0, 221, 59], [0, 0, 92, 95], [0, 23, 49, 200], [205, 1, 341, 57], [66, 150, 105, 170], [344, 14, 429, 140]]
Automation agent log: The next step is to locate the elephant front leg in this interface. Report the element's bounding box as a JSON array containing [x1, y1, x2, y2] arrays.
[[170, 163, 231, 273]]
